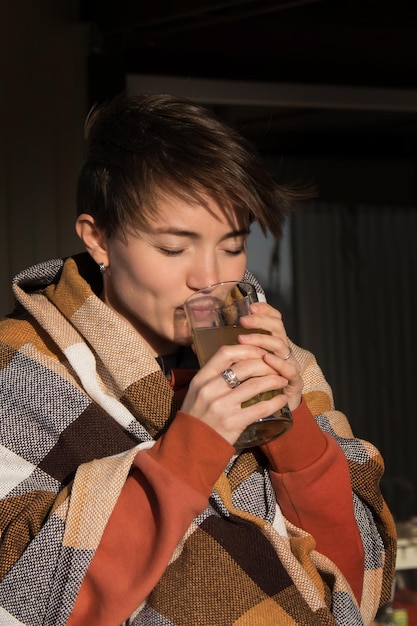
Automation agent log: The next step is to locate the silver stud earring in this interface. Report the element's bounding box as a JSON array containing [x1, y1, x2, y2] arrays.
[[99, 262, 107, 274]]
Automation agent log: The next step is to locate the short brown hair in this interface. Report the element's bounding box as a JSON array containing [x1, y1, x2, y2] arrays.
[[76, 93, 310, 239]]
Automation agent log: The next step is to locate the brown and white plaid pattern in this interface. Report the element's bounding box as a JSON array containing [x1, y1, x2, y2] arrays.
[[0, 253, 396, 625]]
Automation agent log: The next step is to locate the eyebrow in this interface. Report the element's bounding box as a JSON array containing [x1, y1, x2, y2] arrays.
[[150, 227, 250, 241]]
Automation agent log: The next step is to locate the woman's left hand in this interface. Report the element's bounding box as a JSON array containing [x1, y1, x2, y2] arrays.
[[237, 301, 303, 411]]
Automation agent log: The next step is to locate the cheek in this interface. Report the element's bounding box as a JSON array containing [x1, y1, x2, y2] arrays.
[[110, 247, 153, 289], [106, 264, 153, 309], [222, 257, 247, 281], [126, 270, 174, 312]]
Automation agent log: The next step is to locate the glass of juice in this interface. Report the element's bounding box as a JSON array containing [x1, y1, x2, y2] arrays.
[[184, 281, 292, 450]]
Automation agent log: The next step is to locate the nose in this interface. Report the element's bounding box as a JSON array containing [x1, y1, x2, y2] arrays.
[[186, 255, 220, 291]]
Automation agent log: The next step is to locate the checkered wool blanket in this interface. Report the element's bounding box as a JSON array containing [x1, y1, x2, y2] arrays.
[[0, 253, 396, 625]]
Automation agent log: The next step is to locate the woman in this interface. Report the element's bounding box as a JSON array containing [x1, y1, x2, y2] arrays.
[[0, 94, 396, 625]]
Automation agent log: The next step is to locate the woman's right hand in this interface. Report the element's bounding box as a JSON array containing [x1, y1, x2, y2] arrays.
[[180, 344, 289, 446]]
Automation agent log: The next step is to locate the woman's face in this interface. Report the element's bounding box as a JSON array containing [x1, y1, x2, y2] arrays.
[[102, 194, 249, 356]]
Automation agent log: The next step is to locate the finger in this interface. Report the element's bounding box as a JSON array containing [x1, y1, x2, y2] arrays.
[[249, 301, 282, 319], [263, 352, 299, 374], [197, 342, 268, 378], [229, 373, 287, 406], [241, 310, 285, 336], [238, 303, 289, 346], [237, 331, 292, 360], [262, 352, 303, 411], [219, 357, 286, 387], [281, 346, 293, 361]]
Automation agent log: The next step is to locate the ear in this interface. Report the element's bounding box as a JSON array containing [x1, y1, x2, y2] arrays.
[[76, 214, 109, 266]]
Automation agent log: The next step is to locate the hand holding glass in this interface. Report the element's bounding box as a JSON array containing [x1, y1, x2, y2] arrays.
[[184, 281, 293, 450]]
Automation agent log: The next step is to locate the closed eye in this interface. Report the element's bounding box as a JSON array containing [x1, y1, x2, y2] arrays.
[[225, 248, 245, 256], [158, 248, 184, 256]]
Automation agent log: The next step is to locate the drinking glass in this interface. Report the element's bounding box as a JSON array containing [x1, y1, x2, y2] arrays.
[[184, 281, 292, 450]]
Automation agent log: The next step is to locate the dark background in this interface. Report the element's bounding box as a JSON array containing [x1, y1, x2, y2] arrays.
[[79, 0, 417, 163]]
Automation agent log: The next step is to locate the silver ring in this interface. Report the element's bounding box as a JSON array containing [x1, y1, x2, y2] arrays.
[[221, 368, 241, 389], [282, 347, 292, 360]]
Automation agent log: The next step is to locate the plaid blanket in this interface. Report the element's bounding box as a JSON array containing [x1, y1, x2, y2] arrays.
[[0, 253, 396, 626]]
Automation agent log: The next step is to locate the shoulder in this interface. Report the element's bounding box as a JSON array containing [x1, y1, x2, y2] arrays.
[[289, 339, 334, 404]]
